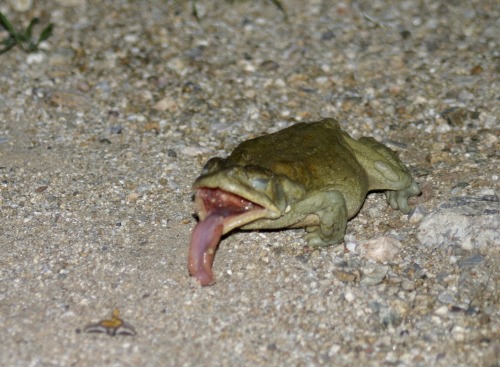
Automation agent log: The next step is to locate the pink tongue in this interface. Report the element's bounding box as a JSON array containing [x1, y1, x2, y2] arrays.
[[188, 213, 224, 285]]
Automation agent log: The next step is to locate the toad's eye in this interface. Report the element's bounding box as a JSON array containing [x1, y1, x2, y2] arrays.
[[251, 177, 269, 191]]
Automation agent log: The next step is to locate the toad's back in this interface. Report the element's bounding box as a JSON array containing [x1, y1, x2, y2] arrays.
[[227, 119, 369, 196]]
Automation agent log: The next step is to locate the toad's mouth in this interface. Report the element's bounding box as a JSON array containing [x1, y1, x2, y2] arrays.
[[188, 187, 272, 286]]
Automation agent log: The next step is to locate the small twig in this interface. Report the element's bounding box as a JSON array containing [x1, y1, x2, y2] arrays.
[[361, 12, 390, 29]]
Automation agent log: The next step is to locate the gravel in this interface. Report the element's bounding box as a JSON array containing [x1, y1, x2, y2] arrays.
[[1, 0, 498, 366]]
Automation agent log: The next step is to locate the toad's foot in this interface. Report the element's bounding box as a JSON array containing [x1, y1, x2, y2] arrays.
[[300, 191, 348, 247], [385, 180, 421, 214]]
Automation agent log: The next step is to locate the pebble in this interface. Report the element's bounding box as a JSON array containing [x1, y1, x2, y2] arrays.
[[153, 96, 180, 112], [180, 146, 212, 157], [344, 290, 355, 303], [451, 325, 466, 342], [404, 262, 425, 280], [401, 279, 416, 291], [167, 57, 189, 76], [458, 254, 485, 269], [328, 344, 341, 357], [434, 305, 449, 317], [26, 53, 46, 64], [440, 107, 474, 126], [344, 241, 358, 253], [48, 90, 91, 111], [438, 292, 455, 304], [333, 270, 359, 283], [360, 265, 389, 286], [359, 237, 401, 262], [408, 205, 427, 223], [374, 303, 402, 327]]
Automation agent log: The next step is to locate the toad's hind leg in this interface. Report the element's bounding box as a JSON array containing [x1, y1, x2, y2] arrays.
[[357, 137, 421, 214], [293, 191, 348, 247]]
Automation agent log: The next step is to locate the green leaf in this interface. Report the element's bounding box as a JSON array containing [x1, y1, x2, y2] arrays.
[[0, 40, 16, 54], [0, 12, 16, 35], [0, 12, 54, 53], [0, 12, 26, 48], [37, 23, 54, 45], [191, 0, 200, 22], [25, 17, 40, 40]]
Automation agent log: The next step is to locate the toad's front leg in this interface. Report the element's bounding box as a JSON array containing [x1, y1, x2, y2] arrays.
[[385, 180, 421, 214], [293, 191, 348, 247]]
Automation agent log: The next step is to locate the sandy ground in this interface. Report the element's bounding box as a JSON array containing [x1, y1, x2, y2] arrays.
[[0, 0, 498, 366]]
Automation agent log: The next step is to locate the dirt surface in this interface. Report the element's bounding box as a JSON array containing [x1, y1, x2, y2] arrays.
[[0, 0, 498, 366]]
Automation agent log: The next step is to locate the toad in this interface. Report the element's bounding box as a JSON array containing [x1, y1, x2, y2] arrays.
[[188, 118, 420, 285]]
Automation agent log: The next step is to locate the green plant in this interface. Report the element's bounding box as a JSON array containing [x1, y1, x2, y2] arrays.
[[0, 12, 54, 54]]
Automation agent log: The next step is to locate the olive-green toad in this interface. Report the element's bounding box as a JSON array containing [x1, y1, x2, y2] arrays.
[[188, 118, 421, 285]]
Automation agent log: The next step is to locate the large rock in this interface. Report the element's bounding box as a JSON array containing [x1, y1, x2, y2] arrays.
[[417, 195, 499, 250]]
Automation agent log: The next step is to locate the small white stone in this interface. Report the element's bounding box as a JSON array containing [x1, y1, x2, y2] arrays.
[[26, 52, 46, 64], [180, 146, 212, 157], [413, 95, 427, 105], [274, 78, 286, 88], [239, 60, 256, 73], [409, 205, 427, 223], [153, 96, 179, 112], [436, 122, 452, 133], [345, 241, 358, 253], [328, 344, 341, 356], [431, 315, 442, 324], [434, 305, 448, 316], [124, 34, 138, 43], [315, 76, 329, 85], [452, 325, 466, 342], [401, 279, 416, 291], [344, 290, 355, 302]]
